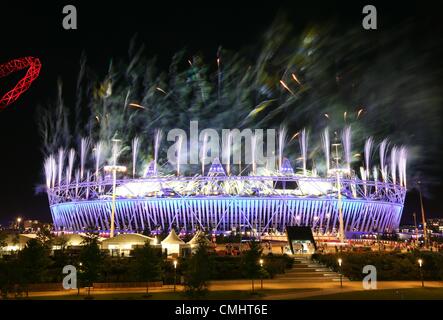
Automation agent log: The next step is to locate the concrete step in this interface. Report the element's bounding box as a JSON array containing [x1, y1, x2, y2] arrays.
[[292, 264, 330, 270], [283, 273, 339, 278], [284, 269, 332, 274], [274, 256, 348, 282], [274, 277, 350, 282]]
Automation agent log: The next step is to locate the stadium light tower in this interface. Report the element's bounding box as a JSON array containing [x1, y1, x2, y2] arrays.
[[104, 139, 126, 238], [329, 142, 349, 244]]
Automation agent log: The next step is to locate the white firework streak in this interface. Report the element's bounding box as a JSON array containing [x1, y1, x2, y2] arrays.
[[390, 146, 398, 185], [364, 137, 373, 180], [299, 128, 308, 176], [360, 166, 367, 196], [80, 137, 91, 180], [322, 128, 330, 174], [94, 142, 103, 180], [57, 148, 65, 187], [278, 126, 287, 171], [341, 126, 351, 171], [132, 137, 140, 178], [67, 149, 75, 185], [379, 138, 389, 182], [44, 155, 55, 189]]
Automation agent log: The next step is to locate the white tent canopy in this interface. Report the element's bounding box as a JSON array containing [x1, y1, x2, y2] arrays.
[[161, 229, 186, 256], [161, 229, 185, 245]]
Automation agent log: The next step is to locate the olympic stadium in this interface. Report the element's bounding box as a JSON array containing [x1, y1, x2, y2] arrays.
[[46, 138, 407, 237]]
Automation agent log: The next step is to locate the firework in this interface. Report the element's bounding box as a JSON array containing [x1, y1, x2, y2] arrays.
[[364, 137, 373, 180], [341, 126, 352, 172], [299, 128, 308, 176], [80, 137, 90, 180], [321, 128, 330, 174], [278, 126, 287, 171], [38, 19, 422, 236], [132, 137, 140, 178], [379, 139, 389, 183]]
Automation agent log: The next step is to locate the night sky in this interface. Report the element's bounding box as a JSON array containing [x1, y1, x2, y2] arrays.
[[0, 1, 441, 226]]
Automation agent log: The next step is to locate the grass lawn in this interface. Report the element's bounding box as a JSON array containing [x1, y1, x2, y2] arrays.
[[307, 287, 443, 300]]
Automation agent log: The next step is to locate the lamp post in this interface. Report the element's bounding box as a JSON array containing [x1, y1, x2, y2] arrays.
[[16, 217, 22, 230], [418, 259, 424, 288], [259, 259, 264, 290], [78, 262, 83, 295], [331, 142, 347, 245], [104, 139, 126, 238], [173, 260, 178, 292], [338, 258, 343, 288]]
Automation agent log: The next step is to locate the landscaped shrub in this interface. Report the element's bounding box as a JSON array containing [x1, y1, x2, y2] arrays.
[[312, 251, 443, 281]]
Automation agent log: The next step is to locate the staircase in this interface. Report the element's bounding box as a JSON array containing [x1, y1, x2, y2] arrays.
[[276, 256, 349, 282]]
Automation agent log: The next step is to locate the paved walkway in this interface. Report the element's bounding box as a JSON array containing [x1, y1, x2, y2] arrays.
[[23, 280, 443, 299]]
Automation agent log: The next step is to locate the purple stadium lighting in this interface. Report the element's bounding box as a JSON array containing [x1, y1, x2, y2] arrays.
[[45, 128, 407, 238]]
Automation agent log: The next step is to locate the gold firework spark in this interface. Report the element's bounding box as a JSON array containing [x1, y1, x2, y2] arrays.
[[291, 73, 301, 85], [156, 87, 167, 94], [279, 80, 295, 95], [129, 103, 146, 110], [289, 131, 300, 142]]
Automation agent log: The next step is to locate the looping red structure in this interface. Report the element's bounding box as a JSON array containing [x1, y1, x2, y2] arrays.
[[0, 56, 41, 109]]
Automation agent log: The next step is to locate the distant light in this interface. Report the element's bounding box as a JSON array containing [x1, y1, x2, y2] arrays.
[[173, 260, 178, 269], [259, 259, 264, 267], [418, 259, 423, 267], [338, 258, 342, 267]]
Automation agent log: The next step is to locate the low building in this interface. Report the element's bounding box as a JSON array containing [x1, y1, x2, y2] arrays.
[[51, 233, 86, 250], [1, 234, 35, 253], [101, 233, 155, 256]]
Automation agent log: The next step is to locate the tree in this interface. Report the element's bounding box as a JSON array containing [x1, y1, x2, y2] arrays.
[[0, 231, 7, 257], [0, 231, 6, 247], [0, 259, 18, 299], [183, 234, 213, 297], [79, 231, 104, 294], [16, 239, 52, 297], [36, 227, 54, 249], [130, 242, 163, 295], [53, 234, 69, 250], [241, 240, 263, 293]]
